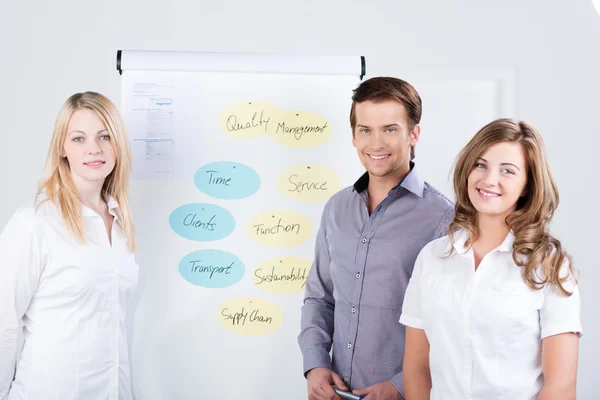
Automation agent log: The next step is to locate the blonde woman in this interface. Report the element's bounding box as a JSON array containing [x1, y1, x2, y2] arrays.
[[0, 92, 138, 400], [401, 119, 581, 400]]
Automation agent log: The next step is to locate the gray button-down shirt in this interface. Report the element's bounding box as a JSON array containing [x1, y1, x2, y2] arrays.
[[298, 164, 454, 395]]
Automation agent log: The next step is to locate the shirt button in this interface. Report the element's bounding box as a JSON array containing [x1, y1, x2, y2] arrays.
[[355, 273, 361, 279], [351, 307, 356, 313], [347, 342, 352, 349], [362, 237, 367, 243], [344, 377, 349, 382]]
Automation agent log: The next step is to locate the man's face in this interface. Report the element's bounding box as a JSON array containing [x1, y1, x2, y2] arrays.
[[352, 100, 419, 179]]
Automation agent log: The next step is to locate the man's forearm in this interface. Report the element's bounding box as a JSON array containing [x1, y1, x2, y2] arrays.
[[298, 297, 335, 376]]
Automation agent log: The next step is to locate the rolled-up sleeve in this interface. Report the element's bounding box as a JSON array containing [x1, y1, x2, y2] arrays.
[[390, 370, 405, 397], [540, 262, 582, 339], [298, 200, 335, 375], [0, 211, 42, 399]]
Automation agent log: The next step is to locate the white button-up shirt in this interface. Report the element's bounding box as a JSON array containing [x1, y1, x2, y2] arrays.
[[400, 229, 582, 400], [0, 196, 139, 400]]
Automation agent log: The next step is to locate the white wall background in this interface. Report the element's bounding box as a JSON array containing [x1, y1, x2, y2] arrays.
[[0, 0, 598, 397]]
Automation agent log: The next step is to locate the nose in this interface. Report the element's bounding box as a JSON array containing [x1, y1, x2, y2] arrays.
[[370, 130, 385, 149], [86, 139, 102, 155], [482, 168, 499, 186]]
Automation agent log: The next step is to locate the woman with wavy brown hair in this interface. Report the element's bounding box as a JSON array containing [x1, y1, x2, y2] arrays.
[[400, 118, 581, 400]]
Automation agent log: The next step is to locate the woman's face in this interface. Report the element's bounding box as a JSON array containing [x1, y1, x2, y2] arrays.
[[467, 141, 528, 221], [62, 108, 116, 189]]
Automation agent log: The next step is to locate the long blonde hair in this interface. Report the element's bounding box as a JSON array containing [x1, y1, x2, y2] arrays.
[[449, 118, 574, 295], [37, 92, 136, 252]]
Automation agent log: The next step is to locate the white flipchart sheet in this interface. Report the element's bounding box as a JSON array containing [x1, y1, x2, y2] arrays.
[[119, 51, 514, 400]]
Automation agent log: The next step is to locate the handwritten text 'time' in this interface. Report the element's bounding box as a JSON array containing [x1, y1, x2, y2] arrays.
[[205, 170, 231, 186]]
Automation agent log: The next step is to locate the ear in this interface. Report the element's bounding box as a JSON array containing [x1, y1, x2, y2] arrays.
[[410, 124, 421, 146]]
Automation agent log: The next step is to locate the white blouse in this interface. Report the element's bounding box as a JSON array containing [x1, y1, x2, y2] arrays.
[[400, 229, 582, 400], [0, 196, 139, 400]]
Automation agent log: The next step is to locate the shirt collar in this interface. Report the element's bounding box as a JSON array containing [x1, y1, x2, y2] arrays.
[[352, 162, 425, 198], [453, 228, 515, 255], [82, 195, 120, 218]]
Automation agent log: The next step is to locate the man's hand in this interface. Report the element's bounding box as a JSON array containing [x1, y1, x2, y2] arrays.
[[352, 380, 404, 400], [306, 367, 348, 400]]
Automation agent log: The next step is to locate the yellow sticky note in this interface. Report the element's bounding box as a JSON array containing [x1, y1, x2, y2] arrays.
[[268, 110, 332, 148], [277, 164, 342, 202], [217, 297, 284, 336], [253, 256, 313, 294], [219, 100, 282, 139], [247, 210, 312, 248]]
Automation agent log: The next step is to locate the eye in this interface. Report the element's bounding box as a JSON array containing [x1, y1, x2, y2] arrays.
[[73, 137, 84, 143], [474, 163, 486, 169], [358, 128, 369, 134], [100, 135, 111, 140], [502, 168, 515, 175], [385, 127, 397, 133]]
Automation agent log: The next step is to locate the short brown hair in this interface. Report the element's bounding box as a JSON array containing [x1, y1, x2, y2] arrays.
[[350, 77, 422, 159]]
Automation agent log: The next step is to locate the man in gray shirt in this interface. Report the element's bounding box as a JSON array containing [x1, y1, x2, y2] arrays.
[[298, 77, 454, 400]]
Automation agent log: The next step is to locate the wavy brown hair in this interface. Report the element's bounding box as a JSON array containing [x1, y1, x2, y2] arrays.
[[448, 118, 575, 295]]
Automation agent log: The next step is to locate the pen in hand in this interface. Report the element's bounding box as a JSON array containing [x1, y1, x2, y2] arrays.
[[332, 385, 365, 400]]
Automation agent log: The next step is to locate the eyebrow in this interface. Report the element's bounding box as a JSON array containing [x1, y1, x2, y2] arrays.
[[477, 157, 522, 172], [68, 129, 108, 136], [356, 124, 400, 128]]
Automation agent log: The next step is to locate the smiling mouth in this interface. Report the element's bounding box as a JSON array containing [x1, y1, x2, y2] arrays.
[[368, 154, 390, 160], [477, 188, 500, 197], [84, 161, 105, 166]]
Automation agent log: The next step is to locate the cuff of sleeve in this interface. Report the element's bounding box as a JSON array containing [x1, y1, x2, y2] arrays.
[[303, 347, 332, 377], [399, 313, 424, 330], [541, 322, 583, 339], [390, 371, 405, 397]]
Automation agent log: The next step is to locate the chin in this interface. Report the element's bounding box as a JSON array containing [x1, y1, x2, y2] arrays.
[[475, 208, 510, 219], [367, 169, 393, 178], [365, 164, 394, 175], [82, 173, 110, 183]]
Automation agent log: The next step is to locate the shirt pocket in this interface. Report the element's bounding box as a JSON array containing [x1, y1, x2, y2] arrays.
[[489, 280, 543, 325], [420, 274, 454, 325]]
